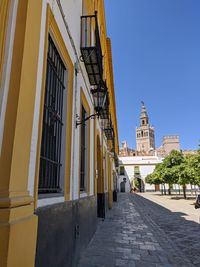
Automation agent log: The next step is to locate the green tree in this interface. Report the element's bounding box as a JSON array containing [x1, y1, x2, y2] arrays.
[[161, 150, 184, 195], [192, 148, 200, 185], [145, 148, 200, 197], [177, 158, 194, 199], [145, 163, 165, 194]]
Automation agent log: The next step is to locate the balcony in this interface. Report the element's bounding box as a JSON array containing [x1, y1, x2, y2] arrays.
[[103, 115, 114, 140], [80, 13, 103, 85], [114, 153, 119, 167], [99, 91, 109, 119]]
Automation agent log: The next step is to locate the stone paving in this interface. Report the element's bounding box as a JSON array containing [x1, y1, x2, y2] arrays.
[[78, 193, 200, 267]]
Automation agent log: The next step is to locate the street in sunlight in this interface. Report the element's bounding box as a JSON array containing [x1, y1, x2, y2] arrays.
[[78, 192, 200, 267]]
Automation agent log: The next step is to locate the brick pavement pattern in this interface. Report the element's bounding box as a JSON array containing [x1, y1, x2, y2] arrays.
[[78, 193, 198, 267]]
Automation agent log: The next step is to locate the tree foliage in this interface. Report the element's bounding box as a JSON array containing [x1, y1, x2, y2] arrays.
[[145, 147, 200, 197]]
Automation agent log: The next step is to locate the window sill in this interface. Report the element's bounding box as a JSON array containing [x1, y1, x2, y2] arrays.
[[37, 194, 65, 208], [80, 192, 88, 198]]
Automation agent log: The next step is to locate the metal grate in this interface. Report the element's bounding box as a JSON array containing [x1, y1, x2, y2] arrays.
[[38, 35, 66, 193], [103, 115, 114, 140], [80, 13, 103, 85], [80, 106, 87, 191]]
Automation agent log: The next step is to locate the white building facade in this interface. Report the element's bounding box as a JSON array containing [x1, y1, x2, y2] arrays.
[[118, 156, 163, 193]]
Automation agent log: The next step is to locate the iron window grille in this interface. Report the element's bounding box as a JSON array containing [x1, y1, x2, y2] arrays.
[[38, 35, 66, 194], [120, 166, 125, 175], [80, 105, 87, 191], [80, 12, 103, 85]]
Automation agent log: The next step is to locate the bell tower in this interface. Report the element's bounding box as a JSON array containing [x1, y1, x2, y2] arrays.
[[140, 101, 149, 126], [136, 102, 155, 153]]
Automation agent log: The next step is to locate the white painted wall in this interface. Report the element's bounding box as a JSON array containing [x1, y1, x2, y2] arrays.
[[118, 156, 163, 192]]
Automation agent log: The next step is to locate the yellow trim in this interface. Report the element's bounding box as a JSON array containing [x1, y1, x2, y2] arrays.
[[82, 0, 95, 15], [106, 38, 119, 154], [79, 88, 91, 196], [0, 0, 10, 85], [0, 0, 42, 265], [34, 5, 74, 205]]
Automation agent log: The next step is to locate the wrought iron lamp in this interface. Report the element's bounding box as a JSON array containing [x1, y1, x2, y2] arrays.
[[91, 81, 108, 113], [76, 81, 108, 127]]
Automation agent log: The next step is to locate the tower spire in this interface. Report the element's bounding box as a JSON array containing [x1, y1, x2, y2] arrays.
[[140, 101, 148, 126]]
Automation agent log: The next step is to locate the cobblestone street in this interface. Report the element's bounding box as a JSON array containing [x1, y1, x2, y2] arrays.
[[78, 193, 200, 267]]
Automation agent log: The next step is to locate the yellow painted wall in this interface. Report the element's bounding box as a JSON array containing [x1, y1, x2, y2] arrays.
[[33, 6, 74, 205], [0, 0, 43, 265], [0, 0, 10, 85]]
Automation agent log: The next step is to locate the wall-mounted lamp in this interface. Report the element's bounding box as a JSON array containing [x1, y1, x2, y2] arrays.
[[76, 80, 108, 127]]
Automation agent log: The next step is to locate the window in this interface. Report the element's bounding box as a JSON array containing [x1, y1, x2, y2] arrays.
[[80, 105, 88, 191], [38, 35, 66, 193], [120, 166, 125, 175], [134, 166, 140, 175]]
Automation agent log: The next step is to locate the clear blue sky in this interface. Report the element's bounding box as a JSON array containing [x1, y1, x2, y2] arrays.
[[104, 0, 200, 150]]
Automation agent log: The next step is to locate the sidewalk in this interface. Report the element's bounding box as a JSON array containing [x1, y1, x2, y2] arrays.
[[78, 193, 194, 267]]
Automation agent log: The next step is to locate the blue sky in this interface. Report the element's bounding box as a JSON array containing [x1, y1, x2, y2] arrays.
[[104, 0, 200, 150]]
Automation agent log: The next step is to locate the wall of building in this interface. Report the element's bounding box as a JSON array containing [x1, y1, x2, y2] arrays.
[[118, 156, 163, 193], [0, 1, 119, 266], [162, 135, 180, 155]]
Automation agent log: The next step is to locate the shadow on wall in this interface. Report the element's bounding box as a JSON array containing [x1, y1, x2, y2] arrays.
[[118, 166, 131, 193], [118, 168, 145, 193]]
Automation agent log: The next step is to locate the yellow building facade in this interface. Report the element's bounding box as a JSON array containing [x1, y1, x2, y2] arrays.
[[0, 0, 118, 266]]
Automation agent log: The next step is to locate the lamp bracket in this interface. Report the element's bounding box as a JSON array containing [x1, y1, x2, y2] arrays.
[[76, 113, 98, 128]]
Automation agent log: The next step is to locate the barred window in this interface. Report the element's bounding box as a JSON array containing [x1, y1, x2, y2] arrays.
[[120, 166, 125, 175], [38, 35, 66, 194], [80, 105, 88, 191]]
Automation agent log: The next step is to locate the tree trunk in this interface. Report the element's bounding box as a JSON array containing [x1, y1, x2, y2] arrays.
[[168, 184, 171, 195], [183, 184, 187, 199], [164, 184, 166, 195]]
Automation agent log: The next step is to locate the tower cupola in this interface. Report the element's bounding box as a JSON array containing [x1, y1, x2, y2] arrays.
[[140, 101, 149, 126]]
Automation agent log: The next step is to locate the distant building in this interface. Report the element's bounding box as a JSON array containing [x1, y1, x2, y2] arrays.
[[119, 102, 182, 158], [162, 135, 180, 154], [182, 150, 197, 156], [157, 135, 180, 157], [119, 140, 136, 157], [118, 103, 183, 192], [136, 102, 155, 153], [118, 156, 163, 193]]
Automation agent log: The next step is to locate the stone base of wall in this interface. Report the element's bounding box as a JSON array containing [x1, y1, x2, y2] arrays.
[[35, 196, 97, 267]]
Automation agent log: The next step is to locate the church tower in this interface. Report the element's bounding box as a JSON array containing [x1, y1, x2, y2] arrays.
[[136, 102, 155, 153]]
